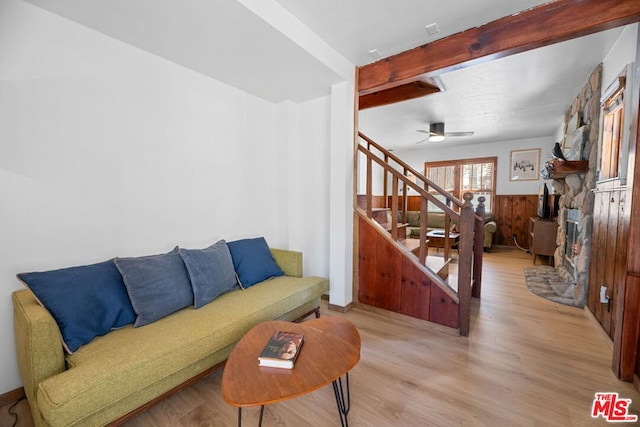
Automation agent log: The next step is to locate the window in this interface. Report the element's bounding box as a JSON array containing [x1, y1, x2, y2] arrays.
[[425, 157, 496, 213], [599, 75, 626, 181]]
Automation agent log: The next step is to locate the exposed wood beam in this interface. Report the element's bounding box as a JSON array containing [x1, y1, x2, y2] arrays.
[[358, 79, 441, 110], [358, 0, 640, 95]]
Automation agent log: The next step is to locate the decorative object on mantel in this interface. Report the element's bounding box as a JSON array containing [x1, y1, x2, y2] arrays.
[[562, 111, 581, 151], [566, 125, 587, 160], [541, 160, 589, 180], [552, 142, 567, 161]]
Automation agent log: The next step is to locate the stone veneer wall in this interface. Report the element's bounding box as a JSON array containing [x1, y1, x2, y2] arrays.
[[550, 64, 602, 306]]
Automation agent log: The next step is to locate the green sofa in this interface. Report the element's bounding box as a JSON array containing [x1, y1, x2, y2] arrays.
[[402, 211, 497, 250], [13, 248, 329, 427]]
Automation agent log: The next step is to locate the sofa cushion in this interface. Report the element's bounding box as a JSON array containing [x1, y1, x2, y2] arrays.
[[406, 211, 421, 227], [17, 260, 135, 353], [427, 212, 447, 229], [227, 237, 284, 288], [179, 240, 238, 308], [115, 248, 193, 327], [485, 220, 497, 233]]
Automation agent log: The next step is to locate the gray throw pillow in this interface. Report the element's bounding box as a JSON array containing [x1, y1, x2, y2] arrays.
[[114, 247, 193, 327], [179, 240, 238, 308]]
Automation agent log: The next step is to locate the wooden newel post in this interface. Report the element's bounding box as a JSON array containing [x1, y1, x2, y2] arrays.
[[458, 192, 474, 337], [473, 197, 486, 298]]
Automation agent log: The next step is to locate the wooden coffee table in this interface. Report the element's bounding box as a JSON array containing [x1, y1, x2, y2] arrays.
[[426, 230, 460, 249], [222, 317, 360, 426]]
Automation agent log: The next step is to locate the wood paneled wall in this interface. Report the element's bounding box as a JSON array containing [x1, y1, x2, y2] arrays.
[[357, 215, 459, 328], [589, 182, 629, 339], [493, 195, 539, 247]]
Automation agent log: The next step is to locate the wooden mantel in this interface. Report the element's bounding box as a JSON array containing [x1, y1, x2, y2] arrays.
[[358, 0, 640, 98]]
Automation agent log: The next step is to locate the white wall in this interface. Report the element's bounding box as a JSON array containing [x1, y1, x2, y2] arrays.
[[281, 96, 332, 278], [328, 81, 355, 307], [0, 0, 337, 394], [391, 136, 554, 198], [602, 24, 638, 92]]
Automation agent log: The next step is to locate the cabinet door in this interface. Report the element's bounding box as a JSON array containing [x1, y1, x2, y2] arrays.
[[528, 217, 535, 250], [531, 220, 557, 256]]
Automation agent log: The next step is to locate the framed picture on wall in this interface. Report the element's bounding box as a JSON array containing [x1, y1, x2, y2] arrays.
[[510, 148, 540, 181]]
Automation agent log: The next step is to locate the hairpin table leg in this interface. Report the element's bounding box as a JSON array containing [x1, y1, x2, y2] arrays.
[[332, 373, 351, 427], [237, 405, 265, 427]]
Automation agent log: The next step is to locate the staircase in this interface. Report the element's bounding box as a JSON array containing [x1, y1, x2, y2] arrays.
[[355, 132, 485, 336]]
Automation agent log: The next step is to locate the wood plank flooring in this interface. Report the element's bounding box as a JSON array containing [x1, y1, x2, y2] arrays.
[[2, 247, 639, 426]]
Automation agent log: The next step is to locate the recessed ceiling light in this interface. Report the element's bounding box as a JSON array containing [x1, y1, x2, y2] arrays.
[[425, 23, 440, 36], [368, 49, 382, 60]]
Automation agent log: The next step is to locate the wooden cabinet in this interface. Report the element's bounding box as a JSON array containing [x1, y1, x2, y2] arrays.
[[528, 217, 558, 265]]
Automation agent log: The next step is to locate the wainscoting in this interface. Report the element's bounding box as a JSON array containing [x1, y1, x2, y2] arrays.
[[494, 194, 543, 248]]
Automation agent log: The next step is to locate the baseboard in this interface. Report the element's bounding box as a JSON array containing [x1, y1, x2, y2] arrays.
[[583, 305, 614, 350], [0, 387, 25, 408], [322, 293, 353, 313], [328, 302, 352, 313]]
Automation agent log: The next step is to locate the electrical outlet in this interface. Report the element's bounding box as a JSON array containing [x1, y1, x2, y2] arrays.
[[600, 285, 609, 303]]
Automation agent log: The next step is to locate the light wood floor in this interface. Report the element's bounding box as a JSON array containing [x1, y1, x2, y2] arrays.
[[3, 247, 639, 426]]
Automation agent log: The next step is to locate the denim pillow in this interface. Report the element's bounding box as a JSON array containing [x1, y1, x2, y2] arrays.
[[17, 260, 136, 353], [179, 240, 238, 308], [227, 237, 284, 288], [114, 248, 193, 327]]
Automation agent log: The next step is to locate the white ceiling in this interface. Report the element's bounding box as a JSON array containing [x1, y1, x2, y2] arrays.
[[22, 0, 347, 103], [274, 0, 552, 66], [22, 0, 630, 150]]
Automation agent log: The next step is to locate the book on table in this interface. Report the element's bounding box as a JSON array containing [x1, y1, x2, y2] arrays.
[[258, 331, 304, 369]]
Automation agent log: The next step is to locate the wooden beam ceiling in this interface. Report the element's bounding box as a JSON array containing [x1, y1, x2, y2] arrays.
[[358, 0, 640, 96], [358, 79, 441, 110]]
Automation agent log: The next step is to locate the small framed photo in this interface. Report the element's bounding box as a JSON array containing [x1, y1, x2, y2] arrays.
[[510, 148, 540, 181]]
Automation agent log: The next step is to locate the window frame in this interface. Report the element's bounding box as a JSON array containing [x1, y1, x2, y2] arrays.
[[424, 156, 497, 213], [599, 74, 626, 182]]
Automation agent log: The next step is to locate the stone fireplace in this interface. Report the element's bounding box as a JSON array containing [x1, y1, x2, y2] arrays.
[[550, 64, 601, 307]]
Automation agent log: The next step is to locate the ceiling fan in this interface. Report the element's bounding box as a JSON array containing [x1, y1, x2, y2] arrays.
[[416, 122, 474, 143]]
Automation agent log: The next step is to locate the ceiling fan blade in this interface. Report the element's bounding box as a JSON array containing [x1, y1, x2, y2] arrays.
[[444, 131, 475, 137], [416, 129, 433, 135], [415, 137, 429, 144]]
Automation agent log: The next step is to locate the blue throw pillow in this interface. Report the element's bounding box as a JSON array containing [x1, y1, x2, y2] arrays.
[[17, 260, 136, 353], [227, 237, 284, 288], [179, 240, 238, 308], [114, 248, 193, 327]]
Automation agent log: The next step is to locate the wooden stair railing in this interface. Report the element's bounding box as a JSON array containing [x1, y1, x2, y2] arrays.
[[356, 132, 485, 336]]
